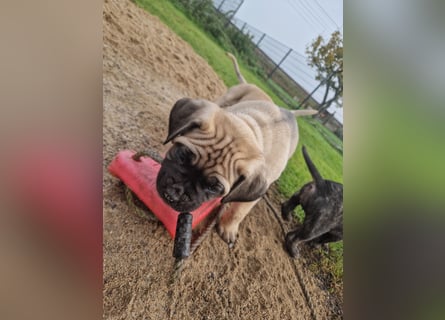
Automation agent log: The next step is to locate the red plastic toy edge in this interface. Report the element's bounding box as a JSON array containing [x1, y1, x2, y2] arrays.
[[108, 150, 221, 238]]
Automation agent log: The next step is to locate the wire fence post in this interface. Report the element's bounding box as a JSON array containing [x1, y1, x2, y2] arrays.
[[268, 48, 292, 79], [298, 70, 337, 108], [217, 0, 226, 11], [224, 0, 244, 27], [256, 33, 266, 47], [240, 22, 246, 33], [233, 0, 244, 16]]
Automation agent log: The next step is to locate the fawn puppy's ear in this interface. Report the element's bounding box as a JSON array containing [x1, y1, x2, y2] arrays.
[[164, 98, 219, 144]]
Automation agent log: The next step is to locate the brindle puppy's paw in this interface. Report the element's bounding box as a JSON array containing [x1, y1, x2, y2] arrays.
[[281, 201, 293, 221], [216, 222, 239, 248], [306, 240, 319, 249], [284, 231, 300, 258]]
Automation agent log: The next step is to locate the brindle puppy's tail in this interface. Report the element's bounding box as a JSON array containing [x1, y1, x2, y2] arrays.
[[227, 52, 247, 84], [302, 146, 326, 190]]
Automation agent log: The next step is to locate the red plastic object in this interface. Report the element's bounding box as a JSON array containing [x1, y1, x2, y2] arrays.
[[108, 150, 221, 238], [8, 139, 102, 283]]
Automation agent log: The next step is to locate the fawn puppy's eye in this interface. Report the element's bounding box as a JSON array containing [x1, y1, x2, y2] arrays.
[[206, 177, 224, 194], [170, 144, 194, 165]]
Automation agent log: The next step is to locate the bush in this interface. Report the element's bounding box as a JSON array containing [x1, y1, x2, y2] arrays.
[[169, 0, 262, 73]]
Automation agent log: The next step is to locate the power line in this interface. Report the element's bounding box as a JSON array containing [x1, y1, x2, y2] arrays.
[[312, 0, 340, 29], [286, 0, 320, 31], [290, 0, 327, 31], [297, 0, 330, 30], [303, 0, 337, 30]]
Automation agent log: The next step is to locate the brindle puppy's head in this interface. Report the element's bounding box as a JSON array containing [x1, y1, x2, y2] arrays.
[[156, 98, 268, 212]]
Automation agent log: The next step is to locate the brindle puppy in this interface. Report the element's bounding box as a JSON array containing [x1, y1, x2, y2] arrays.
[[281, 146, 343, 257]]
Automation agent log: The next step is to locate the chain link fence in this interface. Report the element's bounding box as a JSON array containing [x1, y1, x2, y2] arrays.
[[212, 0, 342, 138]]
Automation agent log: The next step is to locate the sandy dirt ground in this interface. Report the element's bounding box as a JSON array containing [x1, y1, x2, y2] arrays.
[[103, 0, 342, 319]]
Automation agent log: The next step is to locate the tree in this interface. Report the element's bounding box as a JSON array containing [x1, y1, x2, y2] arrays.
[[305, 31, 343, 115]]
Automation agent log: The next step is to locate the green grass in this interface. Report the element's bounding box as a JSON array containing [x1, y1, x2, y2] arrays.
[[279, 120, 343, 199], [135, 0, 288, 106], [307, 117, 343, 151], [269, 79, 297, 99], [134, 0, 343, 292]]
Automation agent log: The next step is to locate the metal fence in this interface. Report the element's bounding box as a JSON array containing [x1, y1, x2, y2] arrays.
[[214, 0, 244, 16], [212, 0, 342, 138], [232, 17, 317, 89], [213, 0, 323, 105]]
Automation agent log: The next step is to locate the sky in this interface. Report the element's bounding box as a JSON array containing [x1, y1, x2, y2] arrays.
[[232, 0, 343, 122]]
